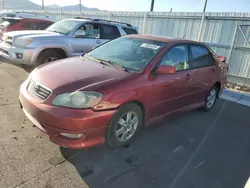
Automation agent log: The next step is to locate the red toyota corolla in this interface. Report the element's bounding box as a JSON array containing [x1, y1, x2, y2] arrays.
[[19, 35, 228, 149]]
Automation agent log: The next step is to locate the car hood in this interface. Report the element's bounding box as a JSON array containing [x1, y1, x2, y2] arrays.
[[32, 57, 132, 94], [5, 30, 59, 38]]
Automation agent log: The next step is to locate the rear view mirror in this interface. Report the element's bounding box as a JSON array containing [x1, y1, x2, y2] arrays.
[[156, 65, 176, 75], [218, 56, 226, 62]]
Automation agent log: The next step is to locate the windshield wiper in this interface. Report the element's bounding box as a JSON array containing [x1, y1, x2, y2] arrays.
[[47, 30, 65, 35], [83, 55, 135, 73], [97, 58, 134, 72]]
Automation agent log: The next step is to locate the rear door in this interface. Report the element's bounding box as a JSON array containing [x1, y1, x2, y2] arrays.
[[71, 23, 101, 55], [189, 44, 217, 103]]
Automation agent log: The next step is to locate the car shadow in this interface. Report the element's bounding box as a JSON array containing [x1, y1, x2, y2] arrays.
[[59, 100, 250, 188]]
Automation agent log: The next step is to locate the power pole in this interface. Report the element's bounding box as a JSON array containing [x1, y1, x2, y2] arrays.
[[150, 0, 155, 12], [203, 0, 208, 12], [42, 0, 44, 10], [79, 0, 82, 12]]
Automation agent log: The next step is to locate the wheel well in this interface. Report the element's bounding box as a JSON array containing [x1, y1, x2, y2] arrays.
[[128, 100, 146, 119], [214, 82, 221, 97], [39, 48, 67, 58]]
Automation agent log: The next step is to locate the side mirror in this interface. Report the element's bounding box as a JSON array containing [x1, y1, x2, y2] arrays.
[[73, 30, 86, 38], [156, 65, 176, 75], [218, 56, 226, 62]]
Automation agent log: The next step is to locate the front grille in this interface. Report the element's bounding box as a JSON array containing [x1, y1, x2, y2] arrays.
[[28, 79, 52, 100]]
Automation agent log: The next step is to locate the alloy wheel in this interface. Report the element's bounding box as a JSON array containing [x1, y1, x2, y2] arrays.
[[115, 111, 138, 142]]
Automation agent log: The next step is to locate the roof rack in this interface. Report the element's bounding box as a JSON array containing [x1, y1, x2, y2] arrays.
[[73, 17, 133, 27], [74, 16, 93, 20], [92, 19, 133, 27]]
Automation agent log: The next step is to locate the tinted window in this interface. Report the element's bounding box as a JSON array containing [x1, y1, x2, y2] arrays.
[[160, 45, 190, 71], [36, 22, 51, 30], [86, 37, 165, 72], [191, 45, 213, 68], [122, 27, 138, 35], [22, 22, 37, 30], [6, 14, 16, 17], [101, 25, 120, 39]]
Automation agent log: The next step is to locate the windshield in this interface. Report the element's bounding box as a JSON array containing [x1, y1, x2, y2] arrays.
[[46, 19, 81, 35], [86, 37, 165, 72]]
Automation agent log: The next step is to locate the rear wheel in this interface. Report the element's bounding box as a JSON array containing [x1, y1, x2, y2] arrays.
[[106, 103, 143, 148], [202, 86, 218, 112]]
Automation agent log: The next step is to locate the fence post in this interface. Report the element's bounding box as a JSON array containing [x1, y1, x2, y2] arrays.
[[108, 12, 112, 20], [142, 12, 147, 34], [227, 23, 238, 65], [60, 9, 62, 20], [197, 12, 205, 41]]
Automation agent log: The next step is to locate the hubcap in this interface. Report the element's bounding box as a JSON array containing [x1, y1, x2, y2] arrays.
[[43, 56, 59, 64], [206, 89, 216, 108], [115, 111, 138, 142]]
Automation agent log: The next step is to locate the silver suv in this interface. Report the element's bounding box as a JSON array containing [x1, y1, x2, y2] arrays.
[[0, 17, 138, 67]]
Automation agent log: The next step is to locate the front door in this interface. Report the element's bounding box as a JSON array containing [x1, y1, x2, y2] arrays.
[[151, 44, 196, 118], [71, 23, 103, 56]]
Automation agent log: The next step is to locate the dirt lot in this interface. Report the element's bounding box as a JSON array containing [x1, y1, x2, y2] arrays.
[[0, 62, 250, 188]]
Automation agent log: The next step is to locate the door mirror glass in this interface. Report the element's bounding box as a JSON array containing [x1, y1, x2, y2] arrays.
[[156, 65, 176, 75], [73, 30, 86, 38], [218, 56, 226, 62]]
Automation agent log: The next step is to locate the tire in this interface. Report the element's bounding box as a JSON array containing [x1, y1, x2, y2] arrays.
[[202, 86, 218, 112], [106, 103, 143, 148], [35, 50, 64, 67]]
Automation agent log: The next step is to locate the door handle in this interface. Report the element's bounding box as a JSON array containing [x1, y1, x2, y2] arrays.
[[186, 73, 192, 79], [96, 40, 102, 44], [211, 68, 216, 73]]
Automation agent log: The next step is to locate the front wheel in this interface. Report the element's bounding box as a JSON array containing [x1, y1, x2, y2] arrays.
[[35, 51, 64, 67], [202, 86, 218, 112], [106, 103, 143, 148]]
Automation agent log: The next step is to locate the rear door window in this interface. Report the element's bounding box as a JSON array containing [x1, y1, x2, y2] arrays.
[[190, 45, 213, 68], [36, 22, 51, 30], [100, 24, 121, 40], [22, 21, 37, 30], [122, 27, 138, 34]]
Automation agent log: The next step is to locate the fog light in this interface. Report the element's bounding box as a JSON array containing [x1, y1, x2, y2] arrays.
[[16, 53, 23, 59], [60, 133, 84, 139]]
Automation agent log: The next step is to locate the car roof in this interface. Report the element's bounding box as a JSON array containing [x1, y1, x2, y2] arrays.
[[0, 11, 53, 21], [124, 34, 201, 44], [3, 17, 53, 22]]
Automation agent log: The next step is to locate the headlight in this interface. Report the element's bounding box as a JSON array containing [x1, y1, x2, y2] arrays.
[[52, 91, 103, 109], [15, 37, 33, 47]]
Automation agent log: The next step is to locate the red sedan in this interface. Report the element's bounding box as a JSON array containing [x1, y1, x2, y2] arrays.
[[19, 35, 228, 149]]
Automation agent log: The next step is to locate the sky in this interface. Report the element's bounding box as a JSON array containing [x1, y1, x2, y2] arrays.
[[30, 0, 250, 12]]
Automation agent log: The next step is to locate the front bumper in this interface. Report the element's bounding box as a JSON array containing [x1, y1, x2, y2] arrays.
[[0, 42, 37, 65], [19, 81, 117, 149]]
